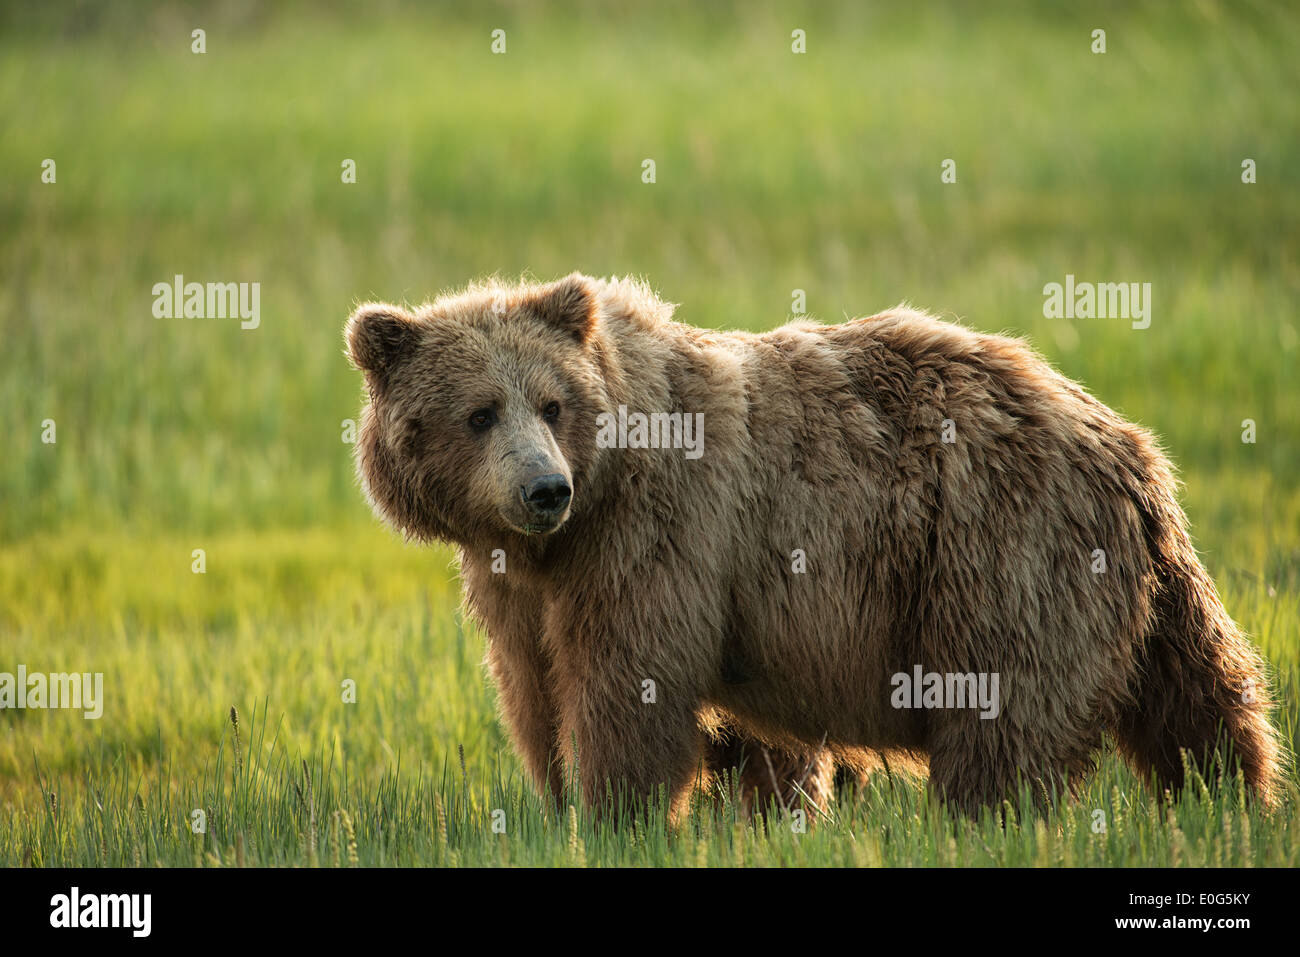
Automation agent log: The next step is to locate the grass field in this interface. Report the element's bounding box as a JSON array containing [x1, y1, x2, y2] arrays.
[[1, 1, 1298, 866]]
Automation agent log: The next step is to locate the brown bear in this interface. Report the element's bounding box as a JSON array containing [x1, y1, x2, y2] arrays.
[[345, 273, 1281, 821]]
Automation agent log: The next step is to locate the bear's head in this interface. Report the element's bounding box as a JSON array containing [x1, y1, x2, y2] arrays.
[[345, 273, 611, 544]]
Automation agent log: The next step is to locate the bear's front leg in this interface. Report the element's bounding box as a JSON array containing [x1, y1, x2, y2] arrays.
[[463, 555, 565, 805], [484, 632, 565, 805], [547, 622, 708, 824]]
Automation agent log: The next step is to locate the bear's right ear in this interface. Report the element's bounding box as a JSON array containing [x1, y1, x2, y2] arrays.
[[529, 272, 598, 344], [346, 303, 415, 384]]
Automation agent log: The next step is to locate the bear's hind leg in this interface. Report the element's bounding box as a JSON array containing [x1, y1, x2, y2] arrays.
[[705, 728, 834, 823], [1110, 559, 1281, 806], [926, 718, 1100, 818]]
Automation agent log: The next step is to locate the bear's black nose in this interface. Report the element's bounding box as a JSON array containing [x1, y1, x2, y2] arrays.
[[521, 474, 572, 516]]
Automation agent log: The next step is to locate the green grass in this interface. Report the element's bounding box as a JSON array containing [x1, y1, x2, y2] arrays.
[[1, 0, 1298, 865]]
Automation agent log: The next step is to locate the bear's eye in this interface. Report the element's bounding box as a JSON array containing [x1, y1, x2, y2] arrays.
[[468, 408, 496, 432], [542, 401, 560, 423]]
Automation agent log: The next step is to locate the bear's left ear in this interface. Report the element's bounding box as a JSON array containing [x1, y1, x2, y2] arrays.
[[346, 303, 416, 384], [530, 272, 597, 344]]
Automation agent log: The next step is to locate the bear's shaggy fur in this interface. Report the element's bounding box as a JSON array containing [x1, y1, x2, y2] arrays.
[[346, 273, 1281, 820]]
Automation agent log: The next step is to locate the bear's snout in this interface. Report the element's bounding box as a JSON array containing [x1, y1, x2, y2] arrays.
[[520, 473, 572, 521]]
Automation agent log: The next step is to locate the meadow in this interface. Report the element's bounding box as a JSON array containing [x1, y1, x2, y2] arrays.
[[1, 1, 1297, 866]]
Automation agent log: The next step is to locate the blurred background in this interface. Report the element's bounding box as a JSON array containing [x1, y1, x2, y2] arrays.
[[0, 1, 1296, 852]]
